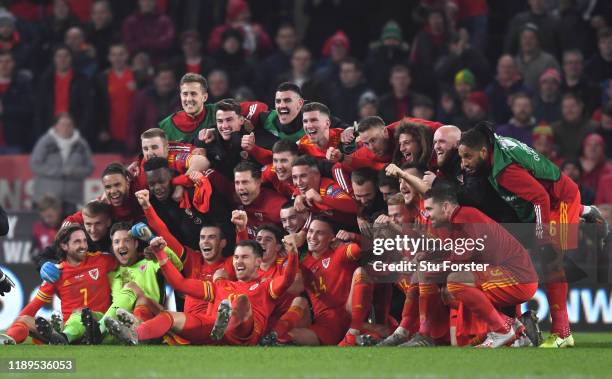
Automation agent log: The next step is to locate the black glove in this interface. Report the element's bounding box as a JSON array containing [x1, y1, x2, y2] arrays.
[[0, 268, 15, 296]]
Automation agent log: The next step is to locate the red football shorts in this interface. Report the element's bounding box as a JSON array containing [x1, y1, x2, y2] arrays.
[[309, 307, 351, 345]]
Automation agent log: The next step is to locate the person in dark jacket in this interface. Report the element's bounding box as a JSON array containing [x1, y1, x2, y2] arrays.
[[0, 51, 33, 152]]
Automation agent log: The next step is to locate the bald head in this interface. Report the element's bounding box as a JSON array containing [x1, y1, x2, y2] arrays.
[[497, 54, 517, 81], [433, 125, 461, 166]]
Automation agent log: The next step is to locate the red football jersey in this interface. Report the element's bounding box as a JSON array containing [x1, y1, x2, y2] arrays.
[[33, 252, 117, 321], [301, 243, 361, 315], [261, 165, 295, 197], [297, 128, 343, 159], [182, 251, 233, 315]]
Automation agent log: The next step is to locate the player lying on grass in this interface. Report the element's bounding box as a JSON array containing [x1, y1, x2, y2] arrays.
[[105, 236, 298, 346], [0, 225, 117, 345]]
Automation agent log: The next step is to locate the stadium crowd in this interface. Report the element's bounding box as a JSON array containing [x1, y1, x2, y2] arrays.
[[0, 0, 611, 349]]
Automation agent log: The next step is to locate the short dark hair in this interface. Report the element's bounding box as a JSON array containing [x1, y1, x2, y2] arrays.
[[143, 157, 170, 172], [180, 72, 208, 92], [561, 159, 582, 175], [55, 224, 87, 259], [256, 223, 285, 244], [561, 92, 583, 106], [110, 221, 133, 238], [236, 239, 264, 257], [292, 155, 319, 172], [357, 116, 386, 133], [509, 92, 532, 106], [458, 127, 491, 151], [378, 170, 399, 190], [215, 98, 241, 115], [200, 222, 227, 240], [302, 102, 330, 117], [351, 167, 378, 186], [281, 200, 296, 210], [598, 27, 612, 41], [423, 179, 458, 205], [272, 139, 299, 155], [276, 82, 302, 98], [102, 162, 130, 179], [82, 200, 112, 219], [140, 128, 167, 141], [340, 56, 362, 72], [309, 215, 338, 235], [234, 161, 262, 179], [390, 64, 410, 77]]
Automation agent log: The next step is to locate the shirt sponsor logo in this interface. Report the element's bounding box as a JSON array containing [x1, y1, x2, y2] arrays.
[[249, 283, 259, 291]]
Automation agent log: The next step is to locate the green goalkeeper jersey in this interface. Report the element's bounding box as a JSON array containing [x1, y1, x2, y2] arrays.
[[108, 247, 183, 304]]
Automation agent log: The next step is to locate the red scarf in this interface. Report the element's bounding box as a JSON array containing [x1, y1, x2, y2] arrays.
[[170, 109, 207, 133]]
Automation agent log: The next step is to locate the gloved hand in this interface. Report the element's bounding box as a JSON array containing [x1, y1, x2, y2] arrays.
[[130, 222, 155, 242], [40, 261, 61, 283], [0, 268, 16, 295]]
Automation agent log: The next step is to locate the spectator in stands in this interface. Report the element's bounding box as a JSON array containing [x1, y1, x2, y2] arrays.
[[585, 27, 612, 84], [504, 0, 561, 56], [255, 23, 298, 99], [207, 0, 272, 57], [532, 124, 563, 166], [0, 8, 35, 74], [411, 94, 435, 121], [434, 30, 491, 89], [561, 160, 595, 205], [331, 57, 371, 123], [454, 68, 475, 102], [131, 50, 154, 89], [515, 24, 560, 91], [122, 0, 176, 63], [358, 91, 378, 121], [127, 64, 179, 153], [533, 68, 562, 124], [96, 43, 136, 152], [579, 133, 612, 193], [378, 64, 422, 123], [596, 104, 612, 157], [453, 90, 488, 130], [0, 51, 33, 153], [315, 30, 350, 87], [561, 49, 601, 115], [213, 27, 255, 90], [170, 30, 216, 79], [64, 26, 98, 78], [207, 69, 231, 104], [39, 0, 80, 67], [496, 92, 537, 146], [84, 0, 119, 71], [552, 93, 597, 160], [30, 113, 93, 208], [410, 8, 449, 72], [32, 194, 65, 252], [486, 54, 529, 124], [275, 46, 326, 105], [365, 20, 410, 95], [34, 45, 95, 147]]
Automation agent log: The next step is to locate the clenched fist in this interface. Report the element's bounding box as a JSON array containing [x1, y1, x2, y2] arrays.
[[231, 210, 248, 232], [135, 189, 151, 209]]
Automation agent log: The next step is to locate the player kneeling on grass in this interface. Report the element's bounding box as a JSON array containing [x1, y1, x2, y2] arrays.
[[423, 182, 539, 348], [106, 236, 298, 346], [0, 225, 117, 345]]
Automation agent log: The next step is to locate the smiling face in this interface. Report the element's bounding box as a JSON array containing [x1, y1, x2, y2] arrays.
[[141, 136, 168, 161], [180, 82, 207, 116], [199, 226, 226, 263], [275, 90, 303, 124], [234, 170, 261, 205], [272, 151, 295, 181], [433, 126, 460, 166], [306, 220, 334, 255], [280, 206, 307, 234], [111, 229, 139, 266], [423, 197, 451, 228], [82, 213, 111, 242], [303, 110, 330, 146], [216, 109, 244, 140], [233, 245, 261, 281], [292, 164, 320, 194], [102, 173, 129, 207], [398, 132, 421, 163], [62, 230, 89, 264], [399, 168, 421, 205]]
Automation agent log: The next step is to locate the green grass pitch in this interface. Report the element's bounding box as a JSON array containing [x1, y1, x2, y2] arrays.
[[3, 333, 612, 379]]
